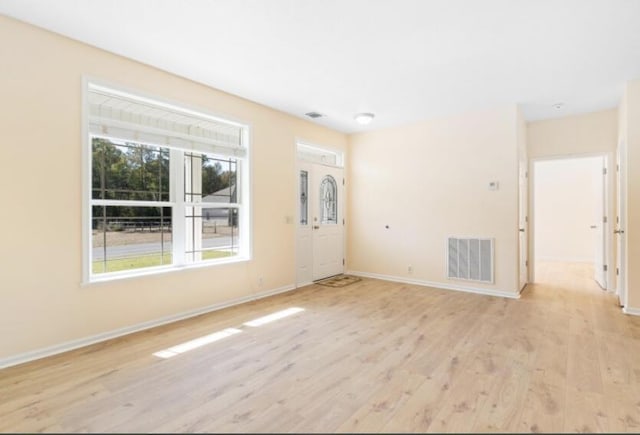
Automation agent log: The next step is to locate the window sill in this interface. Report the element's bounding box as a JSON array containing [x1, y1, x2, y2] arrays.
[[82, 256, 251, 287]]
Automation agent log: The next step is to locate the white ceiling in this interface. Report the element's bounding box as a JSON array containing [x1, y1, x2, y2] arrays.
[[2, 0, 640, 133]]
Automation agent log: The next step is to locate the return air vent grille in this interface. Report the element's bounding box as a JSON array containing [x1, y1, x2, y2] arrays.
[[447, 237, 493, 283]]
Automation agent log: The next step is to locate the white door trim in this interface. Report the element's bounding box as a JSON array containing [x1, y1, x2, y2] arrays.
[[518, 159, 528, 291], [616, 140, 628, 307]]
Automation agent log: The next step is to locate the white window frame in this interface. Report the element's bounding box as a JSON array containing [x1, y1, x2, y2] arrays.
[[82, 78, 252, 284]]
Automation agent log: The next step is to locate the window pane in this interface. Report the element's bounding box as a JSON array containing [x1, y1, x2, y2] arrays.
[[92, 206, 172, 274], [185, 152, 238, 204], [300, 170, 308, 225], [320, 175, 338, 224], [92, 138, 170, 201], [185, 206, 239, 262]]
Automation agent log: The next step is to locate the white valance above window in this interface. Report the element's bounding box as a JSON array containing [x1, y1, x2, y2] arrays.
[[87, 84, 246, 158]]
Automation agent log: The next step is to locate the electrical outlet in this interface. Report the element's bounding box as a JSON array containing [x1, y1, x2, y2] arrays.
[[408, 265, 413, 274]]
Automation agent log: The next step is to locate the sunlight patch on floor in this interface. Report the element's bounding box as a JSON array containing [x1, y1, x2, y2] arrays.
[[243, 307, 305, 327], [153, 307, 306, 359], [153, 328, 242, 359]]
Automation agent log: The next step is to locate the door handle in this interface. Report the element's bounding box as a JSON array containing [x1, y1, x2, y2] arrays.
[[614, 229, 625, 234], [519, 228, 525, 232], [313, 225, 320, 230], [590, 225, 597, 229]]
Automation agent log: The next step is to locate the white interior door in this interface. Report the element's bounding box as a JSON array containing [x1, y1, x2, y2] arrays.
[[311, 164, 344, 280], [616, 142, 627, 306], [593, 157, 607, 289], [518, 160, 528, 290]]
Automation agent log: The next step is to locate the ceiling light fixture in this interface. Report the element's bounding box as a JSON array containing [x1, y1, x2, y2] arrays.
[[354, 112, 375, 125]]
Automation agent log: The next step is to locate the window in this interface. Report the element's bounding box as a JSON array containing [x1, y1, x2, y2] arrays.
[[320, 175, 337, 224], [85, 83, 250, 281], [299, 170, 308, 225]]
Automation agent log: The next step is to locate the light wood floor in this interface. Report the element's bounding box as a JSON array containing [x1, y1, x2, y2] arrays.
[[2, 262, 640, 433]]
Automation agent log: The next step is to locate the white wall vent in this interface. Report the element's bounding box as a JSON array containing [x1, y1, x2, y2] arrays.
[[447, 237, 494, 283]]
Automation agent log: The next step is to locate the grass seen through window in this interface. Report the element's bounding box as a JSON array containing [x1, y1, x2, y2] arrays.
[[92, 250, 233, 274]]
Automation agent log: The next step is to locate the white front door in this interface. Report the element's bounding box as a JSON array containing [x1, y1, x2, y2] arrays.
[[311, 164, 344, 280], [593, 156, 607, 289], [616, 142, 627, 306], [296, 162, 344, 284], [518, 160, 528, 290]]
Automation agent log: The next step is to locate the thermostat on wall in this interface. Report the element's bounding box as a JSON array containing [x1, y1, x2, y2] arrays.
[[488, 181, 499, 190]]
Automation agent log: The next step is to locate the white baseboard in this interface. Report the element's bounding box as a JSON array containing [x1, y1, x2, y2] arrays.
[[0, 284, 295, 370], [296, 281, 314, 288], [622, 306, 640, 316], [347, 270, 519, 299]]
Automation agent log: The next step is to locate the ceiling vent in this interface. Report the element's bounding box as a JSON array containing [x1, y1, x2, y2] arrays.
[[305, 111, 324, 119]]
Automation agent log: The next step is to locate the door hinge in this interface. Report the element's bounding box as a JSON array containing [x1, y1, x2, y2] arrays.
[[525, 216, 528, 223], [525, 260, 528, 267], [343, 218, 345, 225], [342, 178, 345, 186], [603, 167, 607, 175], [617, 164, 620, 172], [603, 216, 607, 223], [342, 258, 345, 266], [525, 171, 528, 178], [617, 267, 620, 276], [604, 265, 608, 272]]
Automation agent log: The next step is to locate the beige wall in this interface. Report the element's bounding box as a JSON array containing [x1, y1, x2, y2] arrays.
[[624, 80, 640, 309], [347, 106, 520, 295], [534, 157, 602, 262], [0, 16, 347, 360], [527, 109, 618, 159]]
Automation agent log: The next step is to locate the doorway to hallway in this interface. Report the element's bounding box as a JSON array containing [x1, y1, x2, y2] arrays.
[[532, 155, 612, 291]]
